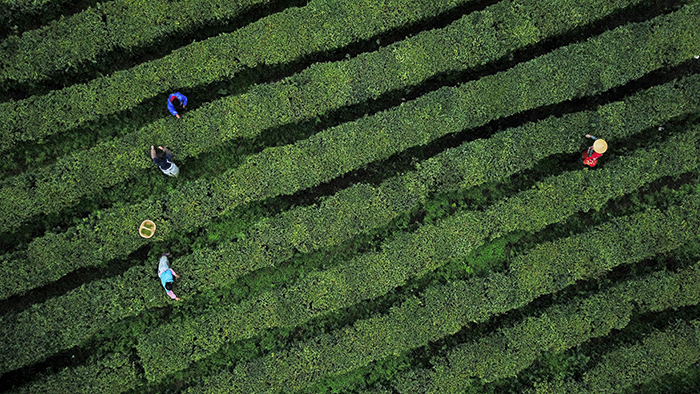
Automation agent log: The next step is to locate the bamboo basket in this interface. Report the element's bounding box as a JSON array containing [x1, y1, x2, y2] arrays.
[[139, 220, 156, 238]]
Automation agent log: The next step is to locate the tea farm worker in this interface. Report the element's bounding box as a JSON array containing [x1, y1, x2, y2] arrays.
[[151, 145, 179, 177], [158, 253, 180, 300], [582, 134, 607, 168], [167, 92, 188, 119]]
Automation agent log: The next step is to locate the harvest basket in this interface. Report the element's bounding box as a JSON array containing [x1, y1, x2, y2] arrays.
[[139, 220, 156, 238]]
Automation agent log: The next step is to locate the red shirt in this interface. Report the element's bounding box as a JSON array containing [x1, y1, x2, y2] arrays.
[[582, 148, 602, 167]]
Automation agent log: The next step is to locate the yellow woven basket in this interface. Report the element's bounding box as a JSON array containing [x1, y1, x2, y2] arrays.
[[139, 220, 156, 239]]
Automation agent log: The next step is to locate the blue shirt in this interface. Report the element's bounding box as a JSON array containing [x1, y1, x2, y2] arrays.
[[152, 152, 173, 170], [160, 269, 174, 290], [167, 92, 188, 116]]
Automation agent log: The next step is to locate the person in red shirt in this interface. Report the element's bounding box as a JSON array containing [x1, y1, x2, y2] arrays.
[[582, 134, 607, 167]]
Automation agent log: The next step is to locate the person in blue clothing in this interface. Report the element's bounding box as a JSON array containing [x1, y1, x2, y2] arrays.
[[151, 145, 179, 177], [167, 92, 188, 119], [158, 253, 180, 300]]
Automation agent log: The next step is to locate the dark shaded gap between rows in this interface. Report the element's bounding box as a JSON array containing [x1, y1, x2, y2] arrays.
[[0, 55, 696, 320], [3, 0, 696, 388], [317, 235, 700, 394], [0, 0, 498, 101], [0, 0, 682, 180], [0, 0, 504, 178], [503, 300, 700, 392], [0, 0, 311, 101], [1, 126, 696, 393], [153, 193, 700, 394], [0, 0, 691, 256], [0, 307, 167, 394], [0, 0, 100, 40], [576, 303, 700, 373], [0, 244, 151, 316], [629, 359, 700, 393]]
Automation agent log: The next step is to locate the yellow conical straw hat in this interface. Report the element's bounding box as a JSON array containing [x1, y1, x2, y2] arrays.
[[593, 139, 608, 154]]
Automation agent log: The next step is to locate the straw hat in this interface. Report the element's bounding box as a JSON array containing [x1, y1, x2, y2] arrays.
[[593, 139, 608, 154]]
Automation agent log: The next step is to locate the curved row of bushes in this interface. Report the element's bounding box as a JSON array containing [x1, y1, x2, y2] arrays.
[[7, 353, 138, 394], [532, 319, 700, 394], [0, 0, 645, 225], [3, 72, 696, 376], [0, 0, 271, 88], [180, 73, 700, 294], [3, 5, 697, 301], [16, 175, 698, 393], [137, 126, 700, 382], [180, 194, 700, 394], [393, 262, 700, 393], [0, 0, 72, 34], [0, 0, 474, 152]]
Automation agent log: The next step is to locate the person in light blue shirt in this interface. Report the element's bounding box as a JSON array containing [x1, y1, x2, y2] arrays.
[[167, 92, 188, 119], [158, 253, 180, 300]]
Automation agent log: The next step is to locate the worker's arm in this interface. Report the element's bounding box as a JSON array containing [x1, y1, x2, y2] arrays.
[[167, 290, 180, 301], [167, 100, 179, 117], [585, 134, 598, 140], [158, 146, 172, 155], [170, 269, 179, 278], [150, 145, 157, 159]]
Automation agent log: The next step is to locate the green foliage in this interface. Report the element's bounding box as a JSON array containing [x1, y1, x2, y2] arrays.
[[392, 261, 700, 393], [0, 0, 649, 227], [4, 1, 700, 393], [0, 0, 272, 87], [0, 0, 471, 152], [532, 319, 700, 393], [134, 125, 700, 383], [300, 172, 700, 394], [303, 354, 413, 394], [3, 5, 698, 305], [0, 0, 71, 31], [626, 359, 700, 394], [180, 193, 700, 394], [1, 73, 698, 377], [7, 353, 138, 394]]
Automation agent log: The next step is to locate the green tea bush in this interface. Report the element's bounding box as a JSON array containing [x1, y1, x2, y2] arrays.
[[0, 0, 473, 152], [0, 0, 647, 222], [532, 320, 700, 394], [136, 126, 700, 382], [3, 73, 697, 376], [393, 263, 700, 393], [181, 194, 700, 393], [0, 0, 271, 88], [2, 4, 697, 301], [6, 353, 138, 394]]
